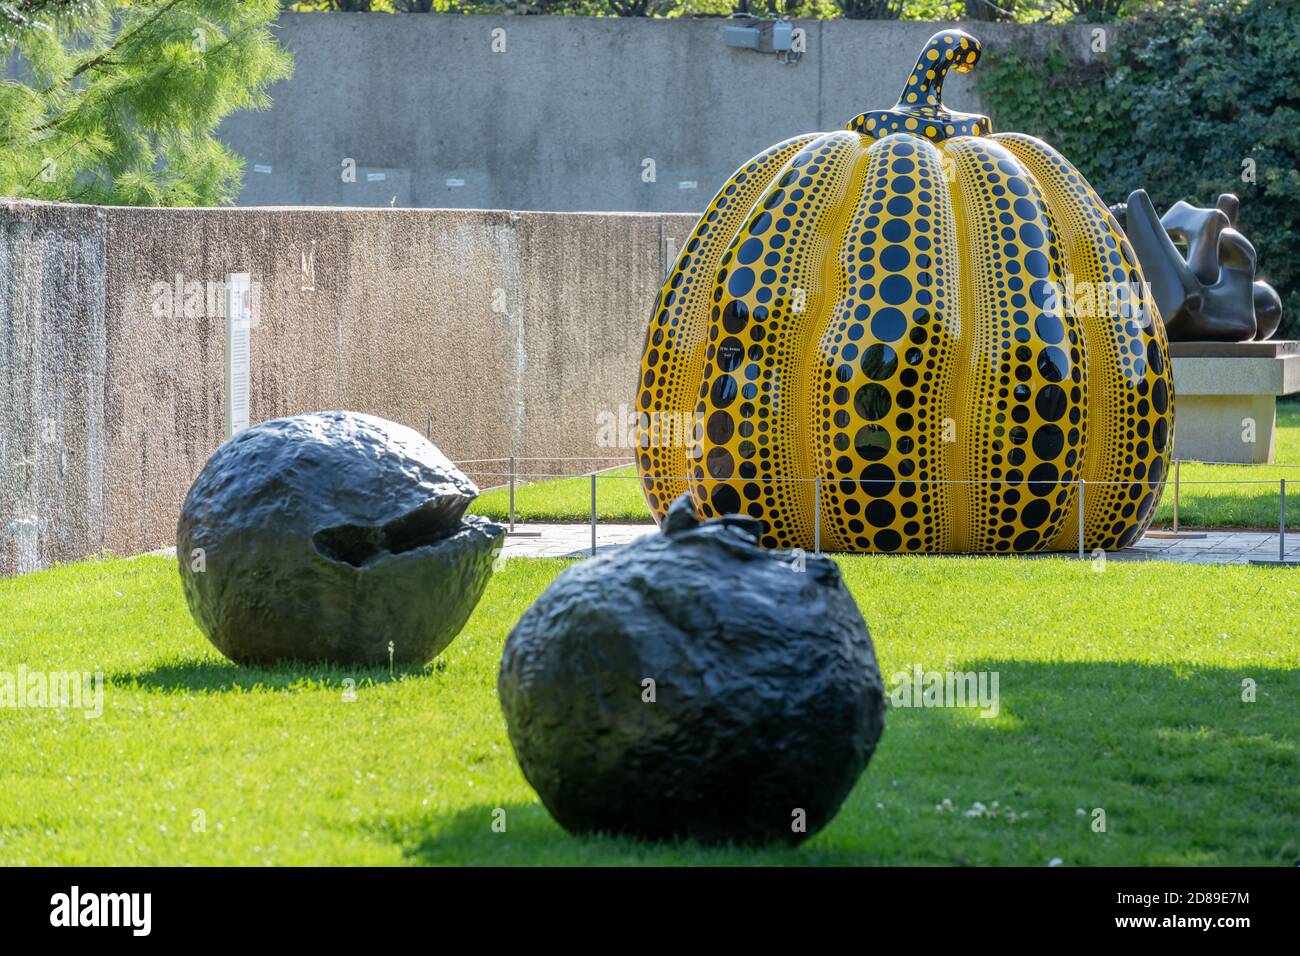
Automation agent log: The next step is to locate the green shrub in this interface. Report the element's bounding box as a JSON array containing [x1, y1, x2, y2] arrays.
[[978, 0, 1300, 338]]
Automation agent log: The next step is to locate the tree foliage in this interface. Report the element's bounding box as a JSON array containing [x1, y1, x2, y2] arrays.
[[286, 0, 1161, 17], [1, 0, 293, 206], [978, 0, 1300, 336]]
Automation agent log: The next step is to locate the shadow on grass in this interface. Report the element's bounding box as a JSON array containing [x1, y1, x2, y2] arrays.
[[364, 660, 1300, 866], [112, 658, 435, 693], [366, 801, 883, 867]]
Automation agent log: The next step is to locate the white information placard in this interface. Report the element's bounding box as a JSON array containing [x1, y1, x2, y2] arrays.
[[224, 273, 252, 439]]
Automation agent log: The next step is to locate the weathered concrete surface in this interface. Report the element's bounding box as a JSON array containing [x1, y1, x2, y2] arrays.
[[0, 202, 108, 575], [1, 198, 693, 574], [220, 14, 1104, 212], [1169, 342, 1300, 463]]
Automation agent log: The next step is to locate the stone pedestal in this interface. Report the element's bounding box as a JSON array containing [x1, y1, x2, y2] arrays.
[[1169, 341, 1300, 464]]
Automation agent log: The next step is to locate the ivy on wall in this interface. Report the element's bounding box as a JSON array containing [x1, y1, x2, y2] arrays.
[[977, 0, 1300, 338]]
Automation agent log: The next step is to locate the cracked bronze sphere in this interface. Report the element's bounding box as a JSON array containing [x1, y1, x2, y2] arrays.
[[177, 411, 502, 666]]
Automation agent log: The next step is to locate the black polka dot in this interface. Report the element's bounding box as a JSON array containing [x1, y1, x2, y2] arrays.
[[727, 268, 755, 297], [1013, 529, 1040, 550], [880, 275, 913, 305], [1037, 347, 1068, 382], [1153, 418, 1169, 452], [711, 484, 741, 515], [1028, 463, 1059, 496], [717, 337, 743, 371], [706, 447, 734, 479], [1034, 312, 1065, 344], [1152, 378, 1168, 414], [854, 424, 891, 461], [854, 383, 892, 421], [1032, 424, 1065, 460], [706, 410, 733, 443], [865, 499, 896, 528], [1035, 384, 1067, 421], [861, 463, 895, 498], [1147, 339, 1164, 375], [710, 375, 738, 408], [873, 528, 902, 552], [722, 300, 749, 333], [1022, 499, 1050, 528], [860, 344, 898, 380]]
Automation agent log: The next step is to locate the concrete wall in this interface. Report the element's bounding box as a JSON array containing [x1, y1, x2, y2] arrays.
[[220, 14, 1102, 212], [0, 198, 694, 575], [0, 203, 108, 575]]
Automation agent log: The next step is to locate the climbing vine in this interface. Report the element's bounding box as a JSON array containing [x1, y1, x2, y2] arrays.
[[978, 0, 1300, 338]]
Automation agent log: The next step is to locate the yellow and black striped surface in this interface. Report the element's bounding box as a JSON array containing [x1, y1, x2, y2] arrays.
[[636, 30, 1173, 554]]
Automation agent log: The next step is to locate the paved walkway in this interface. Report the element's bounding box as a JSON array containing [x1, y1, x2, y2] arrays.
[[501, 523, 1300, 565], [1133, 529, 1300, 565], [501, 524, 657, 558]]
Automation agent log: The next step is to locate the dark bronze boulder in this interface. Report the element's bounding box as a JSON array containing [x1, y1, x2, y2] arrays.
[[177, 411, 502, 665], [498, 495, 886, 846]]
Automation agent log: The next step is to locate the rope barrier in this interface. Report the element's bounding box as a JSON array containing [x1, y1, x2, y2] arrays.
[[466, 472, 1294, 486], [465, 455, 1297, 560], [456, 454, 1300, 469]]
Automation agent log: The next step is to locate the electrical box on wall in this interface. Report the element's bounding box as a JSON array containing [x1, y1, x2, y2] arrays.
[[722, 21, 760, 49], [771, 19, 793, 52], [722, 16, 801, 64]]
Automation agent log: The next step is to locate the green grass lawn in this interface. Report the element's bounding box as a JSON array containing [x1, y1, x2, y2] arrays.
[[1147, 398, 1300, 529], [470, 466, 646, 523], [468, 401, 1300, 530], [1, 553, 1294, 866]]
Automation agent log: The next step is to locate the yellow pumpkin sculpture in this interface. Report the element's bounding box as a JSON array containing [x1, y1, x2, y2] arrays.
[[636, 29, 1174, 554]]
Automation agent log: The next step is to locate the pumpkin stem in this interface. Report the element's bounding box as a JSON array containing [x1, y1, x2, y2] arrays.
[[846, 29, 992, 142], [899, 29, 981, 113]]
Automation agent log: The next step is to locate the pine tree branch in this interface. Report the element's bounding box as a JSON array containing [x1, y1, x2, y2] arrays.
[[19, 24, 257, 192], [28, 21, 250, 138], [1, 0, 87, 31], [19, 126, 86, 189], [68, 0, 184, 80]]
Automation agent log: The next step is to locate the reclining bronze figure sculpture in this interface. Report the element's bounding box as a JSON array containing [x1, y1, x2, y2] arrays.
[[1115, 190, 1282, 342]]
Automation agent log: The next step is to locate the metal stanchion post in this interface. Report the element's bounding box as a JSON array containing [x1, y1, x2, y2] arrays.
[[503, 456, 540, 540], [1173, 458, 1180, 533], [1145, 456, 1205, 540], [590, 473, 597, 558], [1077, 479, 1085, 559], [814, 476, 822, 556], [1250, 475, 1299, 566]]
